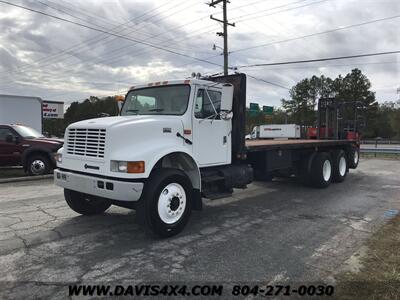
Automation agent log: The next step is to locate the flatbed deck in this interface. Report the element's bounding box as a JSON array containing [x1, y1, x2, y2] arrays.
[[245, 139, 354, 151]]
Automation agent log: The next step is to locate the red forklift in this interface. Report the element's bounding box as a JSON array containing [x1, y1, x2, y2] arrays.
[[307, 97, 365, 142]]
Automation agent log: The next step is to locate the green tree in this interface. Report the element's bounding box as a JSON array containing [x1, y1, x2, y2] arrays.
[[43, 96, 119, 137], [281, 69, 380, 137], [281, 75, 334, 126]]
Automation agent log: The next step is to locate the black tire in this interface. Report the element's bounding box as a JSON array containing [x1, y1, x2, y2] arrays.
[[310, 152, 332, 188], [27, 154, 51, 176], [332, 150, 348, 183], [137, 168, 193, 238], [348, 146, 360, 169], [64, 189, 111, 215]]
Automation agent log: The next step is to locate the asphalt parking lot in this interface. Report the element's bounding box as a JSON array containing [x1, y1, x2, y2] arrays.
[[0, 159, 399, 298]]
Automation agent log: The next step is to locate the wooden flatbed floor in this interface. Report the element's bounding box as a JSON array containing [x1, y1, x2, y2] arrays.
[[245, 139, 353, 151]]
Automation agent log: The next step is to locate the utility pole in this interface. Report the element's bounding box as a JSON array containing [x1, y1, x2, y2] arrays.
[[209, 0, 235, 76]]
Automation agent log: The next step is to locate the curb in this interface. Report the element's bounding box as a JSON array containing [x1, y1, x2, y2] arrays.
[[0, 174, 53, 184]]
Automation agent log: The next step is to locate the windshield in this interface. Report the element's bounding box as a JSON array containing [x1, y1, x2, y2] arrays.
[[13, 125, 43, 139], [121, 84, 190, 116]]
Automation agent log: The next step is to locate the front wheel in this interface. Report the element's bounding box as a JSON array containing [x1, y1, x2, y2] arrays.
[[137, 168, 193, 238], [64, 189, 111, 215]]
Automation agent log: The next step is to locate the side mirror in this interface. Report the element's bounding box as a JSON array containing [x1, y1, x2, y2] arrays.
[[15, 136, 20, 144], [220, 84, 233, 112], [5, 134, 13, 143], [117, 101, 123, 114]]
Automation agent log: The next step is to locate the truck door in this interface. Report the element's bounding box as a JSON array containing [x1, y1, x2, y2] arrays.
[[192, 87, 231, 166], [0, 127, 21, 166]]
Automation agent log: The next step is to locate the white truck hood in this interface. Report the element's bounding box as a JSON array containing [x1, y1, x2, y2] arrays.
[[70, 115, 162, 129], [61, 115, 187, 178]]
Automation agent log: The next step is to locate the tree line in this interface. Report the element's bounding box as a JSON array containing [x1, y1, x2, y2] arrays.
[[44, 69, 400, 139], [247, 69, 400, 139]]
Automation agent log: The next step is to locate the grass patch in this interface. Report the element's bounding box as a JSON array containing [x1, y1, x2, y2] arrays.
[[0, 167, 26, 179], [334, 214, 400, 299]]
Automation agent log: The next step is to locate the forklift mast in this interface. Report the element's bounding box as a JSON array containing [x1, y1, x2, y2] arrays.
[[315, 97, 364, 140]]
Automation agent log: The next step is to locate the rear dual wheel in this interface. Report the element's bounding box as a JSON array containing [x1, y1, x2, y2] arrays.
[[300, 150, 348, 188], [348, 147, 360, 169], [310, 152, 332, 188], [332, 150, 348, 182]]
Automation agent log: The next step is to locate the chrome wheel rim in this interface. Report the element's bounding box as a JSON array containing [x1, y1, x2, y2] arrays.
[[322, 160, 331, 182], [30, 160, 45, 175], [339, 156, 347, 176], [157, 183, 186, 224], [354, 151, 359, 165]]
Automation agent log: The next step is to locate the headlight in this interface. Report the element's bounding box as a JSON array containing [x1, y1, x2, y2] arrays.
[[110, 161, 145, 173], [54, 153, 62, 163]]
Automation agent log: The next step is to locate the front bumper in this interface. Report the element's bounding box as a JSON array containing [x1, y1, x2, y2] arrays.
[[54, 169, 144, 201]]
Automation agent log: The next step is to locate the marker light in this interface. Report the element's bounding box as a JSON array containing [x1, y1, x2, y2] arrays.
[[110, 161, 145, 173], [127, 161, 145, 173], [54, 153, 62, 163]]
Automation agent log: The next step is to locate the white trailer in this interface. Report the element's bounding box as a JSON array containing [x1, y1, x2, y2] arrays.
[[0, 94, 43, 133], [251, 124, 301, 139]]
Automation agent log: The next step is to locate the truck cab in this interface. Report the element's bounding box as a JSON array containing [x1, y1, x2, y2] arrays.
[[54, 78, 248, 237]]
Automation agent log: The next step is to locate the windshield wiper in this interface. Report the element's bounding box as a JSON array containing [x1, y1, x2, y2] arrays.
[[148, 108, 164, 112]]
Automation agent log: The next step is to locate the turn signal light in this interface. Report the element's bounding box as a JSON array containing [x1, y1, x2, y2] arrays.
[[127, 161, 145, 173]]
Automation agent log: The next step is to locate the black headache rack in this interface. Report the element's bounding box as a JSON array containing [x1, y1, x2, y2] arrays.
[[207, 73, 247, 164]]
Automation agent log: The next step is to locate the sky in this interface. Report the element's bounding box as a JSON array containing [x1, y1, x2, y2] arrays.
[[0, 0, 399, 108]]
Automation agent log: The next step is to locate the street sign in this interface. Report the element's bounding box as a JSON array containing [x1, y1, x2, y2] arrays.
[[249, 102, 259, 111], [263, 105, 273, 115]]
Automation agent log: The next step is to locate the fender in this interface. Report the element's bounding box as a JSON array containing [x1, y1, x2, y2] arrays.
[[148, 147, 203, 211], [305, 151, 318, 174], [21, 146, 54, 167], [147, 147, 199, 177]]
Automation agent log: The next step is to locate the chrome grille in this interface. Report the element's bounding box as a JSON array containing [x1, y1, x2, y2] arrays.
[[66, 128, 106, 158]]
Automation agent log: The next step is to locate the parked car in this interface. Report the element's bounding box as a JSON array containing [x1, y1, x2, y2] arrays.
[[0, 124, 63, 175]]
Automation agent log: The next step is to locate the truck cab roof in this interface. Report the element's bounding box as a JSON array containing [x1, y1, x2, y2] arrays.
[[128, 78, 222, 92]]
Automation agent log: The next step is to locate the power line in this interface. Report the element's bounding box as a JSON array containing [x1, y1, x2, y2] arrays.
[[235, 3, 319, 63], [246, 74, 291, 90], [35, 0, 114, 31], [231, 0, 328, 23], [229, 0, 307, 13], [0, 0, 186, 77], [249, 60, 399, 71], [231, 14, 400, 54], [235, 50, 400, 68], [43, 0, 131, 28], [0, 25, 219, 89], [0, 0, 200, 77], [0, 0, 222, 69]]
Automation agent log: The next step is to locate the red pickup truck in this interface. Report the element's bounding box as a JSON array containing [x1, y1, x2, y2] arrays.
[[0, 124, 63, 175]]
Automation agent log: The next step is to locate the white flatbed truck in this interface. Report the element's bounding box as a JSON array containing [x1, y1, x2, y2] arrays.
[[54, 74, 360, 237]]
